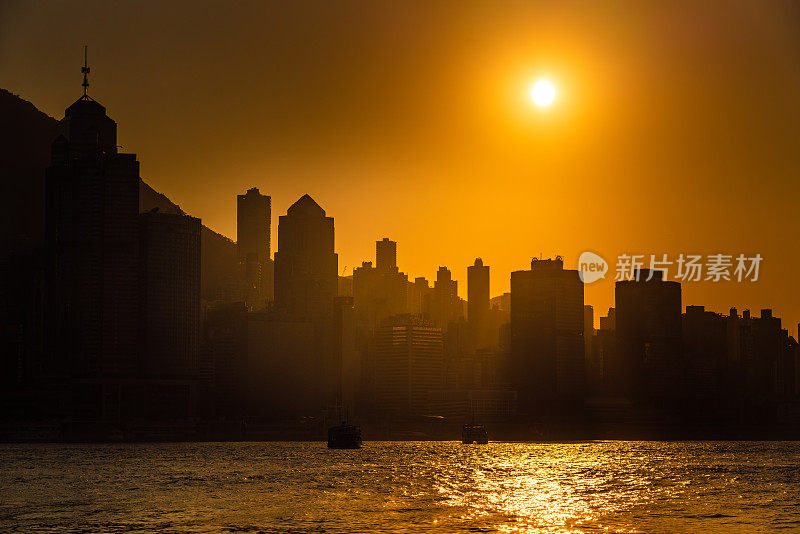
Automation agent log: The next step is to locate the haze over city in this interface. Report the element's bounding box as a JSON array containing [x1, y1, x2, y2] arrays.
[[3, 2, 800, 532], [4, 0, 800, 328]]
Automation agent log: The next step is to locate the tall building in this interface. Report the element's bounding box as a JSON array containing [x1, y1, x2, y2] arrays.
[[467, 258, 490, 350], [45, 65, 141, 398], [408, 277, 432, 316], [201, 303, 248, 417], [274, 194, 338, 321], [431, 267, 461, 331], [352, 238, 408, 327], [510, 257, 585, 413], [376, 238, 397, 273], [333, 296, 360, 414], [244, 311, 316, 418], [584, 305, 594, 368], [237, 187, 272, 308], [589, 307, 616, 395], [614, 269, 682, 399], [373, 315, 444, 415], [138, 211, 201, 377]]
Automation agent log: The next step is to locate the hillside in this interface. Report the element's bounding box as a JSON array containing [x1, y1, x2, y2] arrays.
[[0, 88, 237, 298]]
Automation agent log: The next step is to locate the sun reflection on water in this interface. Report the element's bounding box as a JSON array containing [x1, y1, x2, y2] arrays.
[[431, 443, 683, 533], [2, 441, 798, 533]]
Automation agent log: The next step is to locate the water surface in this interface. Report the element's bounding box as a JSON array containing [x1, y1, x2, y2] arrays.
[[2, 441, 799, 533]]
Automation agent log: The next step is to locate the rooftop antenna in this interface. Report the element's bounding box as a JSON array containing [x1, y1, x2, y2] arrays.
[[81, 45, 90, 97]]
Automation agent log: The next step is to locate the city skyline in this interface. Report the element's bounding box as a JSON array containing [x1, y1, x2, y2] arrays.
[[4, 3, 800, 532], [3, 1, 800, 331]]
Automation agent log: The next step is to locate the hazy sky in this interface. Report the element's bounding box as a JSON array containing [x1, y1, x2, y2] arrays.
[[2, 0, 800, 330]]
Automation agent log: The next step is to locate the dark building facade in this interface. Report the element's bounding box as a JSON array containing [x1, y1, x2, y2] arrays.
[[274, 194, 338, 321], [372, 315, 444, 416], [352, 238, 408, 328], [376, 237, 397, 273], [467, 258, 490, 350], [237, 187, 272, 308], [614, 270, 682, 399], [45, 91, 141, 405], [510, 257, 585, 413], [431, 266, 461, 331], [138, 211, 201, 378]]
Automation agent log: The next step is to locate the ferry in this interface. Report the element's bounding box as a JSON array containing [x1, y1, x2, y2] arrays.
[[327, 422, 362, 449], [462, 424, 488, 444]]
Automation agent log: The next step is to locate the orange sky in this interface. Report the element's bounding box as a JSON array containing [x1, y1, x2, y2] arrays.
[[2, 1, 800, 331]]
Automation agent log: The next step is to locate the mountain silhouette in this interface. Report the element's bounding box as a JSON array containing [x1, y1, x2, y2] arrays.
[[0, 88, 236, 299]]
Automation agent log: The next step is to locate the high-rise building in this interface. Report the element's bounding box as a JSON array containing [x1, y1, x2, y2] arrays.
[[589, 307, 616, 395], [373, 315, 444, 415], [201, 303, 248, 417], [138, 211, 201, 377], [244, 311, 316, 418], [376, 238, 397, 273], [237, 187, 272, 308], [584, 305, 594, 366], [45, 69, 141, 392], [468, 258, 490, 350], [615, 269, 682, 399], [352, 238, 408, 327], [431, 267, 461, 331], [274, 194, 338, 321], [510, 257, 585, 412], [408, 277, 432, 316]]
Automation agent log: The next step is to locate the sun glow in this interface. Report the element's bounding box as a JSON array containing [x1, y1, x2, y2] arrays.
[[530, 79, 556, 107]]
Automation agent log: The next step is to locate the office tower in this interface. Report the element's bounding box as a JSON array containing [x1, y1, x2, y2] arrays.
[[589, 308, 616, 394], [333, 296, 359, 414], [338, 274, 354, 297], [584, 305, 594, 363], [138, 211, 201, 377], [726, 308, 785, 411], [237, 187, 272, 308], [45, 65, 141, 405], [615, 269, 681, 399], [201, 303, 248, 416], [376, 238, 397, 272], [432, 267, 461, 330], [467, 258, 490, 350], [681, 305, 728, 402], [373, 315, 444, 415], [353, 238, 408, 327], [510, 257, 585, 412], [273, 194, 338, 321], [408, 277, 432, 316], [243, 311, 316, 418]]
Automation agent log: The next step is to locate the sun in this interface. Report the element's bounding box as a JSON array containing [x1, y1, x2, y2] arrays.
[[530, 79, 556, 107]]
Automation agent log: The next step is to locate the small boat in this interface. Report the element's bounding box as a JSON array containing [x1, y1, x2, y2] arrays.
[[462, 424, 488, 444], [327, 422, 362, 449]]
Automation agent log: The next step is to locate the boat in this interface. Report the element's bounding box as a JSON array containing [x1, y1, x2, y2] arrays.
[[462, 423, 488, 444], [327, 422, 362, 449]]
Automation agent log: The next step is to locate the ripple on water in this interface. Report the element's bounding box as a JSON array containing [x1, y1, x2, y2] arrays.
[[1, 441, 799, 533]]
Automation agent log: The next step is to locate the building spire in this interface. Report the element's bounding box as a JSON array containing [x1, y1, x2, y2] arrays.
[[81, 45, 90, 97]]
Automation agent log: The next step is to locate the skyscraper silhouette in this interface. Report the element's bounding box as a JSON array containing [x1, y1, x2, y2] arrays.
[[373, 315, 444, 415], [237, 187, 272, 308], [376, 238, 397, 273], [45, 61, 141, 402], [614, 269, 682, 399], [432, 266, 460, 330], [274, 194, 338, 321], [510, 257, 585, 413], [467, 258, 490, 350], [353, 238, 407, 327], [138, 211, 201, 377]]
